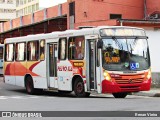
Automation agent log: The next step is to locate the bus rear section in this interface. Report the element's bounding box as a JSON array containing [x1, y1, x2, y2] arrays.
[[0, 44, 3, 75]]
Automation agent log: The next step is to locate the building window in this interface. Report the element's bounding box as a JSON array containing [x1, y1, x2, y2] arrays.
[[7, 0, 13, 4], [68, 36, 85, 60], [5, 44, 14, 62], [16, 0, 19, 7], [28, 6, 31, 13], [36, 3, 39, 10], [69, 2, 75, 16], [110, 14, 122, 19], [58, 38, 67, 60], [0, 9, 16, 13], [27, 41, 39, 61], [0, 0, 5, 3], [20, 0, 23, 5], [0, 47, 3, 59], [32, 4, 35, 12]]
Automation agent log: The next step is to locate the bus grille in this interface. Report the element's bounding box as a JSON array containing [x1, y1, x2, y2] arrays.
[[113, 74, 145, 84]]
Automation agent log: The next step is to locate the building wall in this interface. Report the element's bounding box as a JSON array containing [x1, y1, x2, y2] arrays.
[[68, 0, 144, 28], [0, 0, 16, 21], [146, 0, 160, 15], [145, 28, 160, 72], [0, 2, 68, 33]]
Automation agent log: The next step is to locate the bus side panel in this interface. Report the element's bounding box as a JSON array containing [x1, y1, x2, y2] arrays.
[[4, 62, 16, 85], [27, 61, 48, 89], [32, 77, 47, 89], [15, 76, 25, 87], [57, 61, 73, 91], [0, 45, 3, 75], [15, 62, 27, 87], [5, 76, 16, 85]]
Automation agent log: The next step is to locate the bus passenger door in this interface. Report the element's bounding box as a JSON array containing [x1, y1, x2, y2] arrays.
[[86, 40, 97, 91], [48, 43, 58, 88], [86, 38, 102, 93]]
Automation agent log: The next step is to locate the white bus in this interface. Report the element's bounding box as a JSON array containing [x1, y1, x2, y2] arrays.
[[0, 44, 4, 75], [4, 26, 151, 98]]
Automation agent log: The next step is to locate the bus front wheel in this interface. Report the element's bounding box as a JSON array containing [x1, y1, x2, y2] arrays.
[[74, 78, 90, 97], [112, 92, 128, 98]]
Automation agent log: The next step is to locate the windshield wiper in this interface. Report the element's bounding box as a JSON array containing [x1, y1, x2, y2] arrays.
[[112, 37, 123, 50]]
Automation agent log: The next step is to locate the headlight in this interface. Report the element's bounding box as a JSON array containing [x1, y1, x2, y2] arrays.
[[103, 71, 111, 81], [147, 69, 151, 79]]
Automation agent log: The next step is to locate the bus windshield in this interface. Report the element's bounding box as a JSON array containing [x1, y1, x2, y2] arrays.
[[102, 38, 150, 71]]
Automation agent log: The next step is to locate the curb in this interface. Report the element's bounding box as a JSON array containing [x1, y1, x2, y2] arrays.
[[134, 91, 160, 97]]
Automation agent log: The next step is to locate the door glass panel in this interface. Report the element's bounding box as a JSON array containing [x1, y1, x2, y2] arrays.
[[49, 44, 57, 77], [53, 44, 58, 77], [89, 41, 96, 89], [49, 44, 54, 76]]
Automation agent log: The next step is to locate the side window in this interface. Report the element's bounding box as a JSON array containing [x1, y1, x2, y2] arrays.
[[40, 40, 45, 61], [0, 46, 3, 59], [5, 44, 14, 61], [68, 36, 85, 60], [58, 38, 67, 60], [27, 41, 39, 61], [16, 42, 26, 61]]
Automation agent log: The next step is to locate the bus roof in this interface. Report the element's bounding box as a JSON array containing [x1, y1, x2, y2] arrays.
[[5, 26, 145, 43]]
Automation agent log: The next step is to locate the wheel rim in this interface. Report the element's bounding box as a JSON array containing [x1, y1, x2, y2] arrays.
[[76, 82, 83, 93]]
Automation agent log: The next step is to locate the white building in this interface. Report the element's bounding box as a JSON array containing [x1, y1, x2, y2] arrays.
[[16, 0, 39, 17], [145, 28, 160, 72], [16, 0, 65, 18], [0, 0, 16, 22]]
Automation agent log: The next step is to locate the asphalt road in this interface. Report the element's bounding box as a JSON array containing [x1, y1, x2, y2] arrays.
[[0, 77, 160, 120]]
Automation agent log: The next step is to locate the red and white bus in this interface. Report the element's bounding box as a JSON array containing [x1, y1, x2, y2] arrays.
[[3, 26, 151, 98]]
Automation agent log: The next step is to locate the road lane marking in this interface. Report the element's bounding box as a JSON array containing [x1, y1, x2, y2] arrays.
[[0, 96, 8, 99]]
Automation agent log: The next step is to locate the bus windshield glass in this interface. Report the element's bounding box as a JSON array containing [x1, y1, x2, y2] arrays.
[[102, 38, 150, 71]]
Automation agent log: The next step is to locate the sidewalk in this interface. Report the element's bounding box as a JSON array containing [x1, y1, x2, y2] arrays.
[[134, 88, 160, 97]]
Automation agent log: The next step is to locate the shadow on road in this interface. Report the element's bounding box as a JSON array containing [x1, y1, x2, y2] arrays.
[[0, 77, 113, 99], [6, 88, 112, 98]]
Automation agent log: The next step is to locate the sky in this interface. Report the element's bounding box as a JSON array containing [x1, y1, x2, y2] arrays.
[[39, 0, 67, 8]]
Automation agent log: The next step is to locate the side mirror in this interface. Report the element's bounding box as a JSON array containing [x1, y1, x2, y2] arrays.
[[97, 39, 103, 49]]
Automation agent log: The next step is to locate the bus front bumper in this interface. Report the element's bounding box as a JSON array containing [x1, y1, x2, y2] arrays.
[[102, 78, 151, 93]]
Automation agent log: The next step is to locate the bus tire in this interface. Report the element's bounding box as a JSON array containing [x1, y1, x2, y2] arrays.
[[74, 78, 90, 97], [25, 76, 35, 95], [112, 92, 128, 98]]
